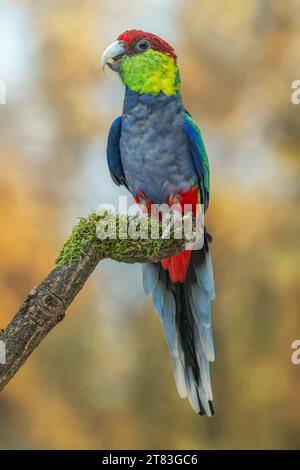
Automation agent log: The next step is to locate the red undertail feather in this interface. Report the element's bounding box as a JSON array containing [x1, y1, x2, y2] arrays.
[[163, 186, 198, 284], [161, 250, 192, 283], [135, 187, 198, 283]]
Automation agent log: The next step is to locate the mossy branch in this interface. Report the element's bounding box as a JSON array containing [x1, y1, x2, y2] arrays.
[[56, 211, 187, 265], [0, 211, 186, 391]]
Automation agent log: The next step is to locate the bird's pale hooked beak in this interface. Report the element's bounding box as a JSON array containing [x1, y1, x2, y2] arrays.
[[101, 40, 126, 72]]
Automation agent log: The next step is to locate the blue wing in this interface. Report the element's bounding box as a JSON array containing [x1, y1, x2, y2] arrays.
[[107, 116, 128, 189], [183, 112, 210, 211]]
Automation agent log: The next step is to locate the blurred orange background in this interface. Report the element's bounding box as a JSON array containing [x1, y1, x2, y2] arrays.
[[1, 0, 300, 449]]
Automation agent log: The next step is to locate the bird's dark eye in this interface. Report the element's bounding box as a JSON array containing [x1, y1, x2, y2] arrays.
[[136, 39, 150, 51]]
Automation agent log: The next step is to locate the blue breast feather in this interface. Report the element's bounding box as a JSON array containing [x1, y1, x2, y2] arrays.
[[106, 88, 210, 208]]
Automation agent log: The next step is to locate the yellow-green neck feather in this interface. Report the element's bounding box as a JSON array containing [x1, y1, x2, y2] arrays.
[[119, 50, 180, 96]]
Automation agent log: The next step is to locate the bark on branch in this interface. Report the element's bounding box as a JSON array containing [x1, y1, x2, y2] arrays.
[[0, 211, 187, 391]]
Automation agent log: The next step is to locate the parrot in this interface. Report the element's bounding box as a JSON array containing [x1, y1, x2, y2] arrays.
[[101, 30, 215, 416]]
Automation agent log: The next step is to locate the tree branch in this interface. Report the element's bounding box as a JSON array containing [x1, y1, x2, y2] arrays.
[[0, 211, 186, 391]]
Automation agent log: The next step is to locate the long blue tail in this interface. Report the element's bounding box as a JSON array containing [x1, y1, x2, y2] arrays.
[[142, 232, 215, 415]]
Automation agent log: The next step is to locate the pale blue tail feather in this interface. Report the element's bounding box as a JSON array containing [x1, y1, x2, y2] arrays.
[[142, 233, 215, 416]]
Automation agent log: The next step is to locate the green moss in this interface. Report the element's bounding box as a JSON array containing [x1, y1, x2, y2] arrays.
[[55, 211, 186, 267], [55, 212, 103, 266]]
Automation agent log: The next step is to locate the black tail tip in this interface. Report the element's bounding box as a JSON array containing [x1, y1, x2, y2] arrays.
[[198, 401, 215, 417]]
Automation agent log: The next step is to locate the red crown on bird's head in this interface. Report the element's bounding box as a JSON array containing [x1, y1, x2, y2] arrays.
[[117, 30, 177, 59]]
